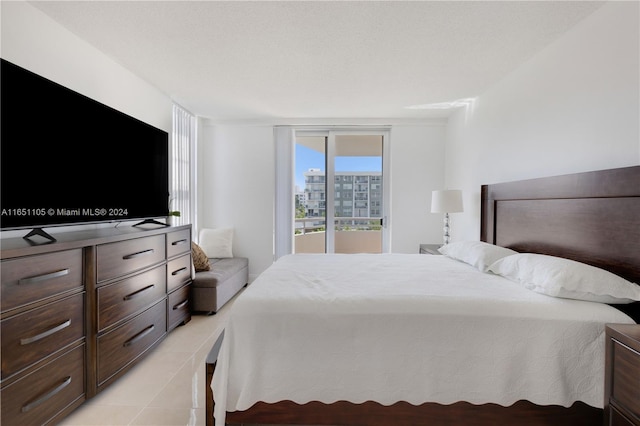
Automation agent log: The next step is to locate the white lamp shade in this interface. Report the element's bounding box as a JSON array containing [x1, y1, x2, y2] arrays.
[[431, 190, 463, 213]]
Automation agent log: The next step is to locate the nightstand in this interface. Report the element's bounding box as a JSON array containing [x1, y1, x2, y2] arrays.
[[419, 244, 442, 255], [604, 324, 640, 426]]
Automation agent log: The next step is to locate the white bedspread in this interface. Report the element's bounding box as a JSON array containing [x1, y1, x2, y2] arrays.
[[212, 254, 635, 425]]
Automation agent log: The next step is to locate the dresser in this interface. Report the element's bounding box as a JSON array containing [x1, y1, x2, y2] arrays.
[[0, 225, 192, 425], [604, 324, 640, 426]]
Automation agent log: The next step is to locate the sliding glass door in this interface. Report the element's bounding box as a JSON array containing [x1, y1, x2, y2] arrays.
[[294, 130, 388, 254]]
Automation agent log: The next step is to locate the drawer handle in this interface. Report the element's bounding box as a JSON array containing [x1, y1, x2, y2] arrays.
[[122, 249, 155, 260], [173, 299, 189, 310], [171, 238, 188, 246], [19, 268, 69, 285], [20, 320, 71, 345], [21, 376, 72, 413], [171, 267, 188, 276], [123, 325, 155, 347], [123, 284, 155, 301]]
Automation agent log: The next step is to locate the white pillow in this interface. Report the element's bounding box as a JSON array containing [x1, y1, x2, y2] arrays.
[[199, 227, 234, 258], [488, 253, 640, 304], [438, 241, 518, 272]]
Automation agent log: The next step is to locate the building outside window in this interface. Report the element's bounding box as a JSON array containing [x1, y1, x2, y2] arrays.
[[302, 169, 382, 225]]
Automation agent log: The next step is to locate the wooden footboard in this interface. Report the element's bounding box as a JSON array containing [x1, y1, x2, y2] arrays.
[[223, 400, 601, 426], [206, 331, 225, 426]]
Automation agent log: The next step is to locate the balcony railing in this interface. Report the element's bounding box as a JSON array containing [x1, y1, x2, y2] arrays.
[[294, 217, 382, 254], [295, 217, 382, 233]]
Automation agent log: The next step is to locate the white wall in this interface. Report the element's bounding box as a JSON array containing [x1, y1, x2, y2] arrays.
[[198, 123, 447, 276], [389, 125, 447, 252], [198, 123, 275, 280], [0, 2, 173, 238], [445, 1, 640, 241]]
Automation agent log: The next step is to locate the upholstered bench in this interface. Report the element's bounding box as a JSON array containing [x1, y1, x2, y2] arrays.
[[192, 257, 248, 315], [191, 227, 248, 315]]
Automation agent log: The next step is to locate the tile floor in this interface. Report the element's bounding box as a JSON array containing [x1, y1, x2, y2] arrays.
[[59, 292, 237, 426]]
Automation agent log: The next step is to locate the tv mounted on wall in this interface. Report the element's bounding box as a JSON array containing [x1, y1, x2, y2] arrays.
[[1, 58, 170, 242]]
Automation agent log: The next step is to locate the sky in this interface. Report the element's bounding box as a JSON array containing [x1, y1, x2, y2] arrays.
[[295, 145, 382, 189]]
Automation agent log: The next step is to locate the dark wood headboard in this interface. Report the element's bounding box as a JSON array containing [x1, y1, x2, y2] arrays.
[[480, 166, 640, 284]]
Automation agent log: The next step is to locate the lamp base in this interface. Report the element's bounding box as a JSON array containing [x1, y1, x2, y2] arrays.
[[442, 212, 451, 245]]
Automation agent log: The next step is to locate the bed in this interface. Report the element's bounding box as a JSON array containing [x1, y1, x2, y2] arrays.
[[208, 165, 640, 426]]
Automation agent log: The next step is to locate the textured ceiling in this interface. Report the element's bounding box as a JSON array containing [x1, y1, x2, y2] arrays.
[[30, 1, 606, 121]]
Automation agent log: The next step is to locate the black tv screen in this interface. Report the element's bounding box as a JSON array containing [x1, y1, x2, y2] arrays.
[[1, 58, 169, 232]]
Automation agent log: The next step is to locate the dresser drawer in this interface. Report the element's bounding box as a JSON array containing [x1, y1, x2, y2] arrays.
[[97, 300, 166, 385], [1, 249, 83, 313], [1, 293, 85, 380], [167, 253, 192, 292], [167, 229, 191, 259], [612, 339, 640, 420], [97, 235, 165, 283], [97, 266, 167, 331], [168, 283, 191, 331], [1, 344, 85, 426]]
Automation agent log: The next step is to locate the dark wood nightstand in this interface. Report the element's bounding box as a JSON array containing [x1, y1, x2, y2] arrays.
[[604, 324, 640, 425], [419, 244, 442, 255]]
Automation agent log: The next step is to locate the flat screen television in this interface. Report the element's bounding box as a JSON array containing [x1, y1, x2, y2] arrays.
[[1, 58, 170, 241]]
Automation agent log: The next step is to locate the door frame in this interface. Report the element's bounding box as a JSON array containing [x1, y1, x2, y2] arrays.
[[292, 127, 391, 254]]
